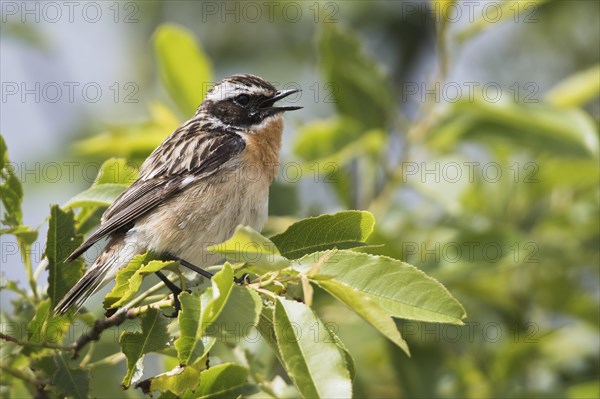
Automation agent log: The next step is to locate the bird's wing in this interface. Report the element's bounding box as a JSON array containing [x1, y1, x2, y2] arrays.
[[66, 128, 246, 262]]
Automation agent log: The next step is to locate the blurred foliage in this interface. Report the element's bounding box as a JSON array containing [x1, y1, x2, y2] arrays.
[[1, 0, 599, 398]]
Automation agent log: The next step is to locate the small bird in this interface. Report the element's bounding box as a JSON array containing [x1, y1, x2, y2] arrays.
[[54, 74, 301, 314]]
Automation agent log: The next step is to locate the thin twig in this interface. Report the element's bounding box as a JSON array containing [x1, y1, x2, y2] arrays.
[[18, 239, 39, 301], [71, 311, 131, 359], [86, 352, 126, 368], [71, 298, 174, 359], [124, 280, 167, 308], [0, 332, 72, 351], [258, 271, 280, 288], [33, 258, 48, 280], [254, 288, 278, 301]]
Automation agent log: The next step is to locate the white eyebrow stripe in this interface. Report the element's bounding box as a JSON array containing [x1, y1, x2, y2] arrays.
[[205, 82, 269, 102]]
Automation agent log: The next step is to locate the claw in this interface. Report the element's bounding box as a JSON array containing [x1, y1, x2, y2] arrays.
[[163, 289, 192, 318], [164, 294, 181, 318]]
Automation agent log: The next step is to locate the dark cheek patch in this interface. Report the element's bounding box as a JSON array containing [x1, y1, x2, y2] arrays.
[[203, 94, 274, 129], [208, 102, 246, 126]]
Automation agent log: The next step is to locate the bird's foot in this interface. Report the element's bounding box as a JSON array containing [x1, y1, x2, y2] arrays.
[[166, 253, 214, 280], [155, 270, 188, 318], [234, 273, 250, 285], [164, 289, 191, 318]]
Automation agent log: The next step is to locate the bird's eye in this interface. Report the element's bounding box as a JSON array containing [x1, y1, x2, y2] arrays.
[[234, 94, 250, 106]]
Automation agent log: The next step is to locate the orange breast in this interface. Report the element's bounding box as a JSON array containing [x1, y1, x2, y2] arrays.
[[243, 116, 284, 182]]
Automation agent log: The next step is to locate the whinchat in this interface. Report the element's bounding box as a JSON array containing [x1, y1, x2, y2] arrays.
[[55, 74, 301, 314]]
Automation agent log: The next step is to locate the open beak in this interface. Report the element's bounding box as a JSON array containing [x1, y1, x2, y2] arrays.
[[259, 89, 303, 112]]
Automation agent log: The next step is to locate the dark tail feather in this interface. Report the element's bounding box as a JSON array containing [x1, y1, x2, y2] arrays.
[[54, 234, 135, 315], [65, 222, 117, 262], [53, 267, 106, 315]]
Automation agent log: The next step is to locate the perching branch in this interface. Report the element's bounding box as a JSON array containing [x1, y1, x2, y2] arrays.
[[0, 332, 72, 351], [71, 310, 131, 359], [71, 298, 174, 359]]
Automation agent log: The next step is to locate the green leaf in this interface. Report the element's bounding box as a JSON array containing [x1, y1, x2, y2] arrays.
[[274, 297, 352, 399], [203, 285, 262, 343], [298, 251, 467, 324], [74, 103, 179, 160], [63, 183, 127, 210], [323, 322, 356, 381], [319, 24, 394, 129], [456, 0, 549, 42], [429, 97, 599, 157], [139, 357, 252, 398], [0, 134, 23, 227], [181, 267, 262, 358], [0, 278, 26, 296], [200, 263, 235, 326], [146, 368, 200, 397], [53, 354, 89, 399], [26, 299, 52, 344], [25, 299, 71, 354], [295, 120, 386, 167], [208, 226, 290, 271], [264, 303, 356, 382], [94, 157, 138, 185], [73, 206, 104, 236], [0, 225, 38, 244], [153, 24, 213, 117], [63, 158, 135, 210], [567, 380, 600, 399], [315, 279, 410, 355], [120, 308, 170, 388], [137, 360, 205, 397], [545, 63, 600, 108], [270, 211, 375, 259], [295, 127, 385, 208], [256, 305, 282, 361], [175, 292, 215, 366], [175, 265, 245, 366], [187, 363, 259, 399], [158, 390, 179, 399], [104, 253, 177, 309], [31, 355, 58, 382], [294, 117, 362, 162], [45, 205, 84, 307]]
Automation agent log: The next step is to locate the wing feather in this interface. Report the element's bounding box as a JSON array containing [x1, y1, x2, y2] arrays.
[[66, 128, 245, 262]]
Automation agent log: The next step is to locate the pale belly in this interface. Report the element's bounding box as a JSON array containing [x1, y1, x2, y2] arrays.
[[129, 171, 270, 267]]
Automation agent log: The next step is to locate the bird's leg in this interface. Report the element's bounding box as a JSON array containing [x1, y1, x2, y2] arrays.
[[167, 254, 214, 280], [165, 253, 248, 286], [155, 270, 183, 318]]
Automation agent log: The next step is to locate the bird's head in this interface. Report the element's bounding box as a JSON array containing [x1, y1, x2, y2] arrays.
[[198, 74, 302, 131]]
